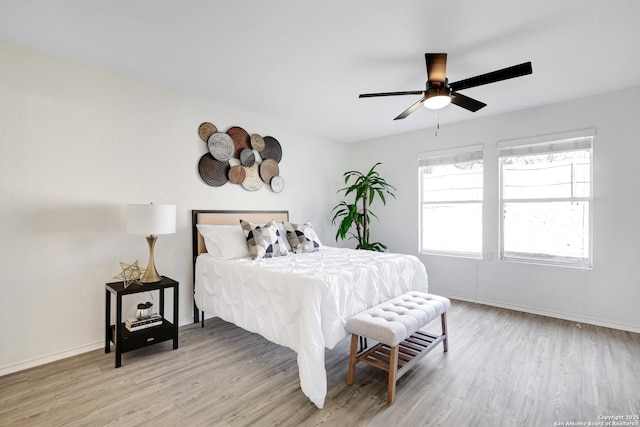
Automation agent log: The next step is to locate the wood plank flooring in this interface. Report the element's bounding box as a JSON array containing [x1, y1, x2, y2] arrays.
[[1, 300, 639, 426]]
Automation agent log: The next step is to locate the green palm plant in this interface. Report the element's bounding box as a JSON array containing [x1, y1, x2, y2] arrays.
[[331, 162, 396, 251]]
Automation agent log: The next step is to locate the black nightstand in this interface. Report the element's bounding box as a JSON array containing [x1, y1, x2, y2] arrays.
[[105, 276, 179, 368]]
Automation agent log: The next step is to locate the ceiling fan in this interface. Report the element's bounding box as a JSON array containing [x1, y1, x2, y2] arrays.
[[359, 53, 533, 120]]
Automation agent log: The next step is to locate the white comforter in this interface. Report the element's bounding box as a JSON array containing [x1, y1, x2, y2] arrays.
[[194, 247, 428, 408]]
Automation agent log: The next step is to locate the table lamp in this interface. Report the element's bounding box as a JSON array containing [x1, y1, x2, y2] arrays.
[[126, 203, 176, 283]]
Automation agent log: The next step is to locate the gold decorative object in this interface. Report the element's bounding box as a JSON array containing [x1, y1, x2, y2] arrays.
[[114, 260, 143, 288]]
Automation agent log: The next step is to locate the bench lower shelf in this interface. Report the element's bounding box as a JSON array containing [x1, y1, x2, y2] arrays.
[[355, 330, 445, 380]]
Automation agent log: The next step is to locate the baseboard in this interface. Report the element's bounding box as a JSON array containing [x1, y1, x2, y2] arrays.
[[1, 317, 197, 378], [434, 291, 640, 334], [0, 341, 103, 377]]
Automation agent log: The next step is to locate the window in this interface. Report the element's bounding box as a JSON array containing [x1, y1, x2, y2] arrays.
[[418, 145, 483, 257], [498, 130, 593, 267]]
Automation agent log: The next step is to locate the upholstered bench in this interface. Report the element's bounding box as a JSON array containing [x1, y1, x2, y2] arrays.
[[346, 291, 451, 404]]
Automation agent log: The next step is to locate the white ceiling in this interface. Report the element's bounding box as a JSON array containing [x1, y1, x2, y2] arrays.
[[2, 0, 639, 143]]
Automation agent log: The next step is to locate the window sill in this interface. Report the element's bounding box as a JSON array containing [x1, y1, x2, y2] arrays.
[[420, 251, 482, 260], [500, 256, 592, 270]]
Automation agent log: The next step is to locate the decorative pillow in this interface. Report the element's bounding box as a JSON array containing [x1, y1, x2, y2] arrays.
[[283, 221, 323, 253], [275, 222, 293, 252], [239, 219, 289, 260], [196, 224, 250, 259]]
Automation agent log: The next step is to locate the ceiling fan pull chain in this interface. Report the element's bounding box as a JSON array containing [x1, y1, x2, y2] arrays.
[[435, 111, 440, 137]]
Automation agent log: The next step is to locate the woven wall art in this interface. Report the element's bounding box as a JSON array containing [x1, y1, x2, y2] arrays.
[[197, 122, 284, 193]]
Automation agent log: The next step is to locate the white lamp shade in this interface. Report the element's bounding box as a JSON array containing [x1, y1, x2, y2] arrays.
[[127, 204, 176, 235]]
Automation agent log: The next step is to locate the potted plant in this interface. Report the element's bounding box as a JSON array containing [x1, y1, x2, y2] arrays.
[[332, 162, 396, 251], [136, 301, 153, 319]]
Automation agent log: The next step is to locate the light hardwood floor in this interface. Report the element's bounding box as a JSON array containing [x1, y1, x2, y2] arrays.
[[1, 300, 639, 426]]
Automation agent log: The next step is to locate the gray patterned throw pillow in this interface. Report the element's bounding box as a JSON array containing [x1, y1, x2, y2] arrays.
[[283, 221, 323, 253], [239, 219, 289, 260]]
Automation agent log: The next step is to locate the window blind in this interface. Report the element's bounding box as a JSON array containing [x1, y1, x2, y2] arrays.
[[417, 144, 484, 167], [498, 129, 594, 157]]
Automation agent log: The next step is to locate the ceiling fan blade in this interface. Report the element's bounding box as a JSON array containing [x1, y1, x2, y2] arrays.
[[394, 96, 427, 120], [425, 53, 447, 83], [450, 92, 487, 112], [449, 61, 533, 92], [359, 91, 423, 98]]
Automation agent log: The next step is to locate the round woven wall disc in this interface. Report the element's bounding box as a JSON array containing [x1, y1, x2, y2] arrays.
[[208, 132, 234, 161], [198, 153, 229, 187], [240, 148, 255, 167], [198, 122, 217, 142], [270, 175, 284, 193], [241, 164, 263, 191], [228, 165, 246, 184], [259, 158, 279, 183], [227, 126, 251, 158], [261, 136, 282, 163], [250, 134, 265, 151]]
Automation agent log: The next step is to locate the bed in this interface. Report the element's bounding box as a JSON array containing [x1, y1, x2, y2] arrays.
[[191, 209, 429, 408]]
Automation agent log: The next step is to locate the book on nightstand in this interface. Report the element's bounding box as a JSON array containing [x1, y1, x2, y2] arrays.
[[125, 314, 163, 331]]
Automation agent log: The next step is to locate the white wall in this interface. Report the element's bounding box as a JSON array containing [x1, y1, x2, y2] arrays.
[[348, 87, 640, 332], [0, 40, 349, 374]]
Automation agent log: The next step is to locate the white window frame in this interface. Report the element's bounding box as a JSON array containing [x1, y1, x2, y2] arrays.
[[498, 129, 595, 268], [418, 144, 484, 258]]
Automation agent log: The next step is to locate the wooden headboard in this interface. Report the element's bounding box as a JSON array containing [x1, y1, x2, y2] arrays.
[[191, 209, 289, 323]]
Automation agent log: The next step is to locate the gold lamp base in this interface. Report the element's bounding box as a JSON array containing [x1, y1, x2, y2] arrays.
[[140, 235, 162, 283]]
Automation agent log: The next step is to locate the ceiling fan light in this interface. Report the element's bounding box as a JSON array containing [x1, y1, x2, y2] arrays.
[[423, 95, 451, 109], [423, 88, 451, 110]]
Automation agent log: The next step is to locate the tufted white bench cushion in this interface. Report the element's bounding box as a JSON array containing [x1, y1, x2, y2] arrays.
[[346, 291, 451, 347]]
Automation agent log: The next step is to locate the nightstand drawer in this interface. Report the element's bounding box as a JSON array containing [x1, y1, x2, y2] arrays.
[[113, 320, 175, 353]]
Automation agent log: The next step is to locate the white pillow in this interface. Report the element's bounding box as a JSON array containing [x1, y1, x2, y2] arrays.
[[196, 224, 250, 259]]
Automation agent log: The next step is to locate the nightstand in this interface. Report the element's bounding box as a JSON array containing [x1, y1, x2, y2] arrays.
[[105, 276, 179, 368]]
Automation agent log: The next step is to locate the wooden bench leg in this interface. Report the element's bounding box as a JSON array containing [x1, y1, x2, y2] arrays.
[[387, 345, 399, 404], [441, 312, 449, 352], [347, 334, 359, 385]]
